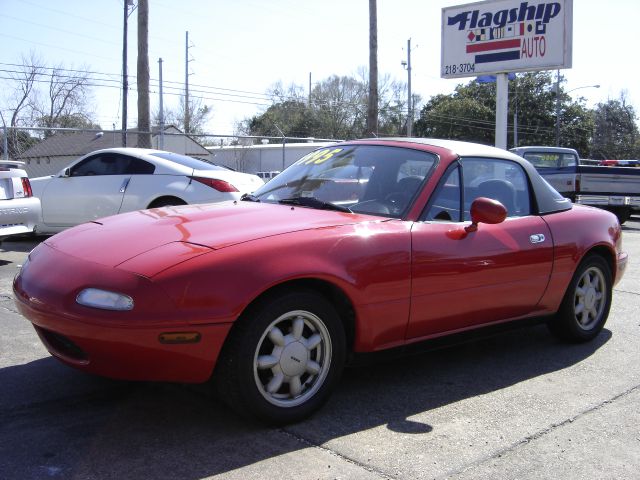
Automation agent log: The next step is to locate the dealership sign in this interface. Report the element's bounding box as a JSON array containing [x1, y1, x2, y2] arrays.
[[441, 0, 573, 78]]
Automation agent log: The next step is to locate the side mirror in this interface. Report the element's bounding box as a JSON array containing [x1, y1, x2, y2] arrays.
[[465, 197, 507, 233], [61, 168, 71, 178]]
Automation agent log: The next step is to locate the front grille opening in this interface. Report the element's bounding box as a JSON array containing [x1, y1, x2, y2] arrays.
[[35, 326, 88, 362]]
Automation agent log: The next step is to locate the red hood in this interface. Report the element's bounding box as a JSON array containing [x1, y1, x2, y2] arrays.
[[45, 201, 387, 270]]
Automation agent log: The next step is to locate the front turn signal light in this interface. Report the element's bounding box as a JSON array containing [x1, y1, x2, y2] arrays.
[[159, 332, 201, 344]]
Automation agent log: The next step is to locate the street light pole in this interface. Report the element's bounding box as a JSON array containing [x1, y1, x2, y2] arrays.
[[0, 111, 8, 160], [556, 73, 600, 147], [402, 38, 413, 137]]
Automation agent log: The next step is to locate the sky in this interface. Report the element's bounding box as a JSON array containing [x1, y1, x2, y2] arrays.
[[1, 0, 639, 136]]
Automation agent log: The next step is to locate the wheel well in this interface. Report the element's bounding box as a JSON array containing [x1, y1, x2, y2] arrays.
[[147, 196, 187, 208], [583, 245, 615, 279], [239, 279, 356, 353]]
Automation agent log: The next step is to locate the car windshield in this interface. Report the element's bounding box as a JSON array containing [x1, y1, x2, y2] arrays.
[[151, 152, 230, 171], [252, 144, 437, 217]]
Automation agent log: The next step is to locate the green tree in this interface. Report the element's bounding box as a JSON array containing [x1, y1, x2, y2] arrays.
[[38, 113, 100, 130], [0, 128, 38, 158], [243, 99, 319, 140], [414, 92, 494, 144], [414, 71, 594, 155], [590, 95, 640, 160]]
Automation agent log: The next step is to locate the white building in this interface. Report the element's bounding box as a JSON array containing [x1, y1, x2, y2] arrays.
[[208, 142, 336, 174]]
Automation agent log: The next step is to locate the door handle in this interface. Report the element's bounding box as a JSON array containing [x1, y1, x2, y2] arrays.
[[529, 233, 546, 244], [119, 178, 131, 193]]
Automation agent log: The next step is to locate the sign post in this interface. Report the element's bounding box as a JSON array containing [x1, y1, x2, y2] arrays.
[[441, 0, 573, 148], [496, 73, 509, 149]]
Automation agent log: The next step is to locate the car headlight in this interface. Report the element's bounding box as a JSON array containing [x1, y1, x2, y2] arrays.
[[76, 288, 134, 311]]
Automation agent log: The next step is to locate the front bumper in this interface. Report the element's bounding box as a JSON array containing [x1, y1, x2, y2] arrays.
[[615, 251, 629, 286], [13, 242, 232, 383]]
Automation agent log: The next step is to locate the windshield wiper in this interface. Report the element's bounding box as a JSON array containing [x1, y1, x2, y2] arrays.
[[278, 196, 352, 213], [240, 193, 261, 202]]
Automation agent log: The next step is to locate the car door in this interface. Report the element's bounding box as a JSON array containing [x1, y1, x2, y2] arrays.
[[41, 153, 132, 227], [406, 158, 554, 340]]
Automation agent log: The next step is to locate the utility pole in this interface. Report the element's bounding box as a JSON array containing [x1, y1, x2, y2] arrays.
[[137, 0, 151, 148], [185, 31, 190, 134], [158, 58, 164, 149], [366, 0, 378, 137], [308, 72, 312, 106], [121, 0, 129, 147]]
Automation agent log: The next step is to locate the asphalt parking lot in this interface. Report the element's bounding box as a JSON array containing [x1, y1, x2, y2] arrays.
[[1, 218, 639, 480]]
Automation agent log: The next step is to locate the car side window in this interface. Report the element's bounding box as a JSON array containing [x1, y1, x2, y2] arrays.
[[70, 155, 104, 176], [422, 166, 462, 222], [70, 154, 134, 176], [461, 158, 531, 219], [126, 158, 155, 174]]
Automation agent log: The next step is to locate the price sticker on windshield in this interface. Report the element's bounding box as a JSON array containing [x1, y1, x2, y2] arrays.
[[296, 148, 344, 166]]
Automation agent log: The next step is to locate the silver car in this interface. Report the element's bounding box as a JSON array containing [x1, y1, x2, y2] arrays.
[[29, 148, 265, 234], [0, 160, 41, 240]]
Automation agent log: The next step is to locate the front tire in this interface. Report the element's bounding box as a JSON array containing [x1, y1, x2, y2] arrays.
[[548, 255, 612, 342], [214, 290, 346, 425]]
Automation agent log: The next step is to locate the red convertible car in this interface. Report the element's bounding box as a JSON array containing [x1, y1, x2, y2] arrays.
[[14, 139, 628, 424]]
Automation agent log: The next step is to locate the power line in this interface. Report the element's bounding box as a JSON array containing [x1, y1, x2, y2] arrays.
[[0, 62, 274, 100], [0, 65, 598, 138]]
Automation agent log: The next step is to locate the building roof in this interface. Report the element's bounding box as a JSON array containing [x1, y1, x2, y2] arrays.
[[17, 126, 209, 159]]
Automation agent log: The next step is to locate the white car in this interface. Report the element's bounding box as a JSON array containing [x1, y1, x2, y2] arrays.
[[30, 148, 264, 234], [0, 160, 41, 240]]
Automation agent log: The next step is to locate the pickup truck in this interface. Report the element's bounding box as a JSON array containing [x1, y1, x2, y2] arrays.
[[510, 146, 640, 224]]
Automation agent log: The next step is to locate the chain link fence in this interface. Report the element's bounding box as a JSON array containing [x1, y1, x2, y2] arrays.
[[1, 126, 338, 178]]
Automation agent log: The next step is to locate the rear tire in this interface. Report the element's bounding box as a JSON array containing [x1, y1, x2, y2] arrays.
[[213, 290, 346, 425], [548, 255, 612, 342]]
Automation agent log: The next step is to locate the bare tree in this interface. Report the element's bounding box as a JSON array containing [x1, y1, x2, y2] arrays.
[[36, 64, 93, 132], [367, 0, 378, 136], [313, 75, 367, 138], [137, 0, 151, 147], [152, 95, 212, 135], [245, 72, 414, 140], [7, 52, 42, 128], [3, 53, 96, 131], [3, 52, 42, 156]]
